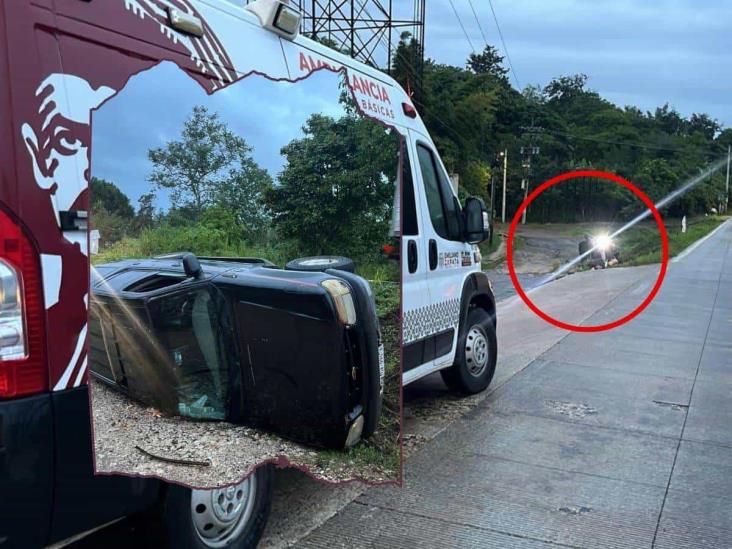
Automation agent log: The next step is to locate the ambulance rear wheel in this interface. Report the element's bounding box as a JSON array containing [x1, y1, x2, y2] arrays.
[[153, 465, 273, 548], [441, 308, 497, 394]]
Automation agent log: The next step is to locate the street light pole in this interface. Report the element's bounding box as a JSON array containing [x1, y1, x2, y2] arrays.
[[489, 170, 496, 245], [501, 149, 508, 223]]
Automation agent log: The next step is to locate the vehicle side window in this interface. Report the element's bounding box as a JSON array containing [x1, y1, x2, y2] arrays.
[[402, 147, 418, 236], [416, 144, 462, 241]]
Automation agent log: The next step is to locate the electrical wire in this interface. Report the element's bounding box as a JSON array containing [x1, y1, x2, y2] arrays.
[[351, 2, 720, 160], [467, 0, 489, 46], [447, 0, 477, 54], [537, 127, 721, 157], [487, 0, 521, 90]]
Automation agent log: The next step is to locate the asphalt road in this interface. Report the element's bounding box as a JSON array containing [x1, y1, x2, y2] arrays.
[[299, 221, 732, 548]]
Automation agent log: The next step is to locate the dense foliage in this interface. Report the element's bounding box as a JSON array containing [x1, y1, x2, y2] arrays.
[[266, 113, 398, 258], [93, 102, 398, 270], [391, 38, 731, 222]]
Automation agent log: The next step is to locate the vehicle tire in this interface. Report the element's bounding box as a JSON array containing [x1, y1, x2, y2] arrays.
[[440, 308, 497, 395], [158, 465, 274, 549], [285, 256, 355, 273]]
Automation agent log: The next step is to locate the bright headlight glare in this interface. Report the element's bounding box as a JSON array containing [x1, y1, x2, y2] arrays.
[[594, 233, 612, 251], [321, 279, 357, 326]]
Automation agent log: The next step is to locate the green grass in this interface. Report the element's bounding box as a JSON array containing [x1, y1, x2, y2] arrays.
[[478, 233, 525, 270], [619, 216, 727, 266]]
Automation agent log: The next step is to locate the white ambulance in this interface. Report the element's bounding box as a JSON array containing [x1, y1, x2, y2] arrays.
[[0, 1, 496, 547]]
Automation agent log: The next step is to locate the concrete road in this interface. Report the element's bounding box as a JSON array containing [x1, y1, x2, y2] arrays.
[[298, 221, 732, 548], [71, 221, 730, 548]]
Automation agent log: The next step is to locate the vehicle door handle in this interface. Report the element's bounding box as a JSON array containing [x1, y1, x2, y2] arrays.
[[429, 239, 438, 271], [407, 240, 418, 273]]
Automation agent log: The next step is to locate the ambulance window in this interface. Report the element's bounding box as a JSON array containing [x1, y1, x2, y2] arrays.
[[402, 148, 418, 236], [417, 144, 461, 241]]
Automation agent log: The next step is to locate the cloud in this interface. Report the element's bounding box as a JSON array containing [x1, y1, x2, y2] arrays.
[[423, 0, 732, 126], [91, 62, 353, 209]]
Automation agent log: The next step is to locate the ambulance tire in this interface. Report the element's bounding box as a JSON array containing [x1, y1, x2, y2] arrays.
[[144, 465, 274, 549], [441, 308, 497, 395], [285, 256, 356, 273]]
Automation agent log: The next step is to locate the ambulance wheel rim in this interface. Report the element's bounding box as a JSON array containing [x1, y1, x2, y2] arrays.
[[465, 326, 489, 377], [190, 475, 256, 547]]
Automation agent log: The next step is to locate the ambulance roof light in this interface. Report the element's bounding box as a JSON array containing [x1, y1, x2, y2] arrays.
[[246, 0, 301, 40]]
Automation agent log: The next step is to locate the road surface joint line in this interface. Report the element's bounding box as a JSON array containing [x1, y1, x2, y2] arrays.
[[534, 357, 698, 382], [651, 230, 731, 548], [490, 409, 684, 445], [467, 452, 668, 490], [350, 500, 585, 549]]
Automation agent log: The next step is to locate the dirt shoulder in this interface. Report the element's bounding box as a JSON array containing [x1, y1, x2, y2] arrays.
[[483, 223, 580, 275]]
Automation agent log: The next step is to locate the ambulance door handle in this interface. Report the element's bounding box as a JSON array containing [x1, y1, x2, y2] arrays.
[[407, 240, 418, 274], [429, 239, 438, 271]]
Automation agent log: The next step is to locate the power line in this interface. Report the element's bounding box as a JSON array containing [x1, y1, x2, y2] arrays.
[[361, 4, 720, 162], [537, 127, 722, 156], [486, 0, 521, 90], [467, 0, 489, 46], [447, 0, 476, 54], [355, 0, 474, 145]]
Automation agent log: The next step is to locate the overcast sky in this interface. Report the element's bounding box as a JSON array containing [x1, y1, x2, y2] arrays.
[[419, 0, 731, 127], [92, 62, 347, 208]]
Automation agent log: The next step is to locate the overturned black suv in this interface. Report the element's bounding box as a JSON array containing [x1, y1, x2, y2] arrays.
[[89, 253, 384, 449]]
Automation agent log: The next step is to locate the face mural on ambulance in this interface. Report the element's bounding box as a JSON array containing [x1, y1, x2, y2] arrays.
[[21, 75, 115, 253], [16, 0, 240, 392]]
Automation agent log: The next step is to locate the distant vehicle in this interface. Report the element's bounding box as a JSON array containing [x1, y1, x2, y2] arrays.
[[579, 233, 620, 269]]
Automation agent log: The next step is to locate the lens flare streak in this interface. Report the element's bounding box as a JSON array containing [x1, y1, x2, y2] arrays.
[[533, 158, 728, 289]]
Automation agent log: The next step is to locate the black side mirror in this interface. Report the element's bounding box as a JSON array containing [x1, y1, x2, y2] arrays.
[[463, 197, 489, 244], [182, 253, 203, 279]]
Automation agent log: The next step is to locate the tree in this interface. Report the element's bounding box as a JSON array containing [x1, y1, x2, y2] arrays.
[[211, 160, 273, 238], [391, 32, 424, 105], [90, 203, 129, 246], [134, 191, 157, 232], [147, 106, 269, 223], [90, 177, 134, 218], [543, 74, 589, 103], [267, 113, 399, 258], [467, 45, 508, 80]]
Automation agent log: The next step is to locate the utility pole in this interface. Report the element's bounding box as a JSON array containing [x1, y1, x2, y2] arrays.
[[519, 122, 541, 224], [489, 151, 503, 244], [726, 145, 730, 213], [501, 149, 508, 223]]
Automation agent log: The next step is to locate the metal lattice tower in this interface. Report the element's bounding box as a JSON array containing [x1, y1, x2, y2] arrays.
[[247, 1, 425, 73]]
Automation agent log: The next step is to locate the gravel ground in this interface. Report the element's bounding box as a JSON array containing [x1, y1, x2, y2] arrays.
[[91, 380, 398, 487]]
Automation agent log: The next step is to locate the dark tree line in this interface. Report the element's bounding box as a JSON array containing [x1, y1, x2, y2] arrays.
[[390, 37, 731, 222]]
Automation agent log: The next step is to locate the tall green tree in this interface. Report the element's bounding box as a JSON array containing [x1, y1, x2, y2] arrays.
[[147, 106, 271, 227], [90, 177, 134, 218], [267, 113, 399, 258], [467, 45, 509, 80]]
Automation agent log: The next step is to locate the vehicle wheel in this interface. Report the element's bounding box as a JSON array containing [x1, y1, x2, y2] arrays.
[[159, 465, 274, 549], [440, 308, 497, 394], [285, 256, 355, 273]]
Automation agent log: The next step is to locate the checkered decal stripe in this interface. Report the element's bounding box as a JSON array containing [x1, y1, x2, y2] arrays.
[[403, 299, 460, 344]]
